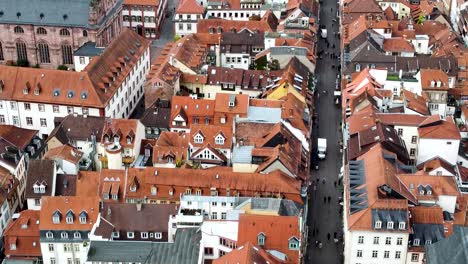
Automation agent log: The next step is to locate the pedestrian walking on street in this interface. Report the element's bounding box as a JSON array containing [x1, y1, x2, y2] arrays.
[[324, 196, 327, 203], [328, 196, 331, 203], [334, 232, 337, 239], [334, 181, 337, 187], [322, 178, 326, 184], [327, 233, 331, 240]]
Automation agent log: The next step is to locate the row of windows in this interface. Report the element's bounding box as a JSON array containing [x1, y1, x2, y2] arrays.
[[45, 231, 83, 239], [356, 249, 402, 259], [208, 11, 257, 19], [177, 22, 193, 31], [0, 115, 47, 127], [2, 101, 89, 115], [13, 40, 73, 64], [357, 236, 403, 246], [123, 15, 157, 23], [112, 231, 162, 239], [13, 26, 87, 37], [49, 257, 80, 264]]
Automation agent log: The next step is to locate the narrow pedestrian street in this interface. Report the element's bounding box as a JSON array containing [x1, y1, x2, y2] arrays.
[[306, 0, 344, 263]]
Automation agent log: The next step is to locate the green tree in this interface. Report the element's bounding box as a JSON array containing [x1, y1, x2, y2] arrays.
[[57, 65, 68, 71], [16, 59, 29, 67], [416, 14, 425, 25], [174, 35, 181, 42], [268, 59, 280, 70]]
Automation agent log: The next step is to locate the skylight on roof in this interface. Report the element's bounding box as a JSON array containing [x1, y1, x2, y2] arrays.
[[81, 91, 88, 99], [67, 91, 74, 98], [53, 89, 60, 97]]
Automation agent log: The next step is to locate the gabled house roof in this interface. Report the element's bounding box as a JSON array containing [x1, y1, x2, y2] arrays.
[[418, 116, 460, 140], [3, 210, 41, 258], [44, 145, 83, 164], [176, 0, 205, 14], [25, 160, 55, 199]]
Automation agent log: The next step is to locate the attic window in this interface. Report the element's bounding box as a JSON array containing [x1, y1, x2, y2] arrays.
[[74, 232, 81, 239], [375, 220, 382, 229], [104, 135, 110, 143], [288, 237, 300, 250], [257, 233, 265, 246], [413, 239, 420, 246], [151, 186, 157, 195], [53, 89, 60, 97], [66, 211, 74, 224], [387, 221, 394, 229], [52, 211, 61, 224], [425, 240, 432, 245], [194, 134, 203, 144], [67, 91, 74, 98], [126, 136, 132, 144], [215, 134, 225, 145], [34, 84, 41, 95], [81, 91, 88, 99], [399, 222, 405, 230], [130, 184, 137, 192], [79, 211, 87, 224]]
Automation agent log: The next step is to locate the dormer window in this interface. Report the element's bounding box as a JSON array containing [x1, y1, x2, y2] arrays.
[[126, 136, 132, 144], [387, 221, 394, 229], [194, 134, 204, 144], [169, 188, 174, 196], [113, 136, 120, 143], [425, 239, 432, 245], [104, 135, 110, 143], [436, 81, 441, 87], [61, 232, 68, 239], [215, 134, 225, 145], [52, 211, 61, 224], [46, 231, 53, 238], [257, 233, 265, 246], [33, 183, 40, 194], [66, 211, 74, 224], [39, 184, 45, 193], [79, 211, 87, 224], [356, 64, 361, 72], [10, 243, 16, 250], [375, 220, 382, 229], [431, 81, 435, 87], [151, 186, 157, 195], [399, 222, 405, 230], [130, 185, 137, 192], [288, 237, 300, 250], [74, 232, 81, 239], [413, 239, 420, 246]]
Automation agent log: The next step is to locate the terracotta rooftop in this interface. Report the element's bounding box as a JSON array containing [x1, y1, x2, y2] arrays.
[[237, 214, 300, 264], [76, 171, 100, 197], [39, 196, 100, 231], [417, 157, 456, 176], [419, 69, 449, 90], [0, 125, 38, 150], [383, 38, 415, 53], [124, 0, 160, 6], [409, 206, 444, 225], [101, 119, 140, 148], [213, 242, 285, 264], [176, 0, 205, 14], [189, 124, 232, 149], [3, 210, 41, 258], [398, 174, 460, 198], [418, 116, 461, 140], [214, 93, 249, 115], [44, 145, 83, 164], [402, 89, 430, 115]]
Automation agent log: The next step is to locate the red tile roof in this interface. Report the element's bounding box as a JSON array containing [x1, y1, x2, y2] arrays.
[[402, 89, 430, 115], [418, 116, 461, 140], [39, 196, 100, 231], [398, 173, 460, 198], [3, 210, 41, 259], [124, 0, 160, 5], [213, 242, 285, 264], [176, 0, 205, 14], [153, 131, 189, 164], [237, 214, 300, 264], [0, 125, 38, 150], [124, 167, 303, 203], [419, 69, 449, 90], [44, 145, 83, 164], [189, 124, 232, 149], [383, 38, 415, 52], [214, 93, 249, 116], [170, 96, 215, 128], [101, 119, 140, 148]]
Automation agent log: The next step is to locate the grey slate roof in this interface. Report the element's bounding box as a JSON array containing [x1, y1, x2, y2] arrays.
[[371, 209, 407, 230], [270, 46, 308, 56], [87, 228, 201, 264], [426, 226, 468, 264], [232, 145, 254, 163], [74, 42, 104, 57], [0, 0, 123, 27], [243, 106, 282, 123], [411, 224, 445, 245]]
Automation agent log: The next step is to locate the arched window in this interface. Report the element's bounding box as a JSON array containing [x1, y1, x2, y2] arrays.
[[59, 28, 70, 36], [0, 42, 4, 61], [61, 44, 73, 64], [38, 42, 50, 63], [82, 30, 88, 37], [36, 27, 47, 35], [16, 41, 28, 61], [14, 26, 24, 34]]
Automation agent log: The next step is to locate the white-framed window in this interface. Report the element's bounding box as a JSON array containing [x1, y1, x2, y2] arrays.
[[66, 216, 73, 224], [257, 233, 265, 246], [357, 250, 362, 258], [53, 105, 59, 113], [24, 103, 31, 110], [10, 102, 17, 110], [61, 232, 68, 239], [425, 239, 432, 245], [26, 117, 33, 126], [151, 186, 157, 195], [221, 212, 227, 219], [112, 231, 119, 238], [385, 237, 391, 245], [194, 134, 204, 143], [373, 236, 379, 244], [0, 115, 4, 124], [375, 220, 382, 229], [387, 221, 394, 229], [215, 134, 225, 145], [12, 116, 19, 126], [46, 231, 53, 238], [155, 232, 162, 239], [50, 258, 56, 264], [127, 232, 134, 239], [74, 244, 80, 252], [399, 222, 405, 230], [288, 237, 299, 249], [395, 251, 401, 259], [74, 232, 81, 239], [413, 239, 420, 246], [372, 250, 378, 258], [411, 253, 419, 262], [397, 237, 403, 245], [141, 232, 148, 239], [40, 118, 47, 127], [63, 243, 72, 252], [211, 212, 217, 219], [48, 243, 54, 251], [358, 236, 364, 244]]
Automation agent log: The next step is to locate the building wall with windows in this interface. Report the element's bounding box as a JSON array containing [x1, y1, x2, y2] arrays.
[[0, 198, 12, 237], [205, 9, 262, 21], [394, 125, 419, 163], [200, 220, 239, 261], [346, 230, 409, 264], [174, 13, 201, 37], [123, 0, 167, 39], [0, 0, 123, 69]]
